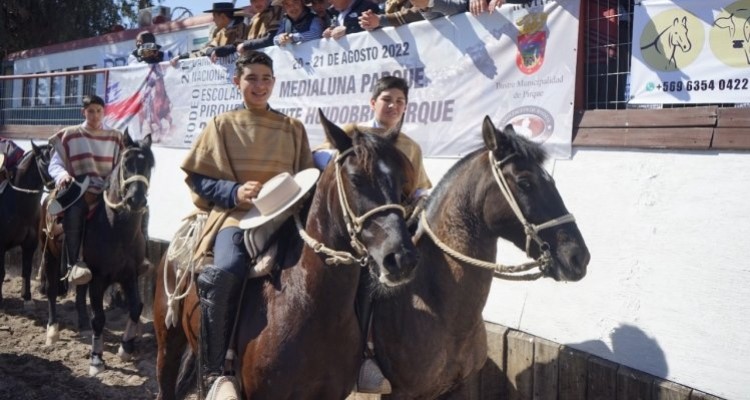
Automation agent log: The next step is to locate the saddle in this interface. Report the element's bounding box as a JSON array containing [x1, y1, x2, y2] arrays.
[[163, 212, 286, 329]]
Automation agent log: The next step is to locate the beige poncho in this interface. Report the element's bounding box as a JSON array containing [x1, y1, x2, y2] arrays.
[[181, 107, 314, 262]]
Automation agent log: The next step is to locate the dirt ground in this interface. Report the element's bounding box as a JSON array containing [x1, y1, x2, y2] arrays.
[[0, 256, 375, 400], [0, 264, 170, 400]]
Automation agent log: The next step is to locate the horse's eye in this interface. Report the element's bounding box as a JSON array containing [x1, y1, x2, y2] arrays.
[[517, 179, 532, 191]]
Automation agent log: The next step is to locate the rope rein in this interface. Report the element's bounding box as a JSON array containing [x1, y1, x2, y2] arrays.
[[418, 151, 576, 281]]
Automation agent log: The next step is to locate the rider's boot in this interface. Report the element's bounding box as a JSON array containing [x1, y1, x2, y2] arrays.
[[64, 197, 91, 285], [355, 276, 392, 394], [198, 265, 241, 399]]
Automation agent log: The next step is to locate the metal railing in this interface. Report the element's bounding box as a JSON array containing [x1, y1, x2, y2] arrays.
[[0, 69, 109, 126]]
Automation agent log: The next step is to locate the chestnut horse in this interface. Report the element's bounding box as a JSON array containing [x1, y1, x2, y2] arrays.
[[0, 143, 53, 307], [154, 112, 419, 400], [370, 117, 591, 399], [43, 132, 154, 376]]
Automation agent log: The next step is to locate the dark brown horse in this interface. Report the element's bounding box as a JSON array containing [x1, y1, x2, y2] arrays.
[[0, 143, 53, 307], [370, 117, 591, 399], [154, 112, 419, 400], [43, 132, 154, 376]]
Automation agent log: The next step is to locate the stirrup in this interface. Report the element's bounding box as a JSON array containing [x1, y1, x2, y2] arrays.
[[65, 261, 92, 285], [206, 375, 240, 400], [356, 358, 392, 394]]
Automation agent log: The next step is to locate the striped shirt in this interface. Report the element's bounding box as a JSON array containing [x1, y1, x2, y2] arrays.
[[48, 123, 123, 194]]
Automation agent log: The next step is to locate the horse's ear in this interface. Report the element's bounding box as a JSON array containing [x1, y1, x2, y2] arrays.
[[319, 109, 352, 152], [141, 134, 152, 148], [123, 129, 135, 147], [482, 115, 498, 151], [31, 140, 40, 154]]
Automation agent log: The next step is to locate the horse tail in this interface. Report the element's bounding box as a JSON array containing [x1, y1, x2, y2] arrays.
[[175, 348, 198, 400]]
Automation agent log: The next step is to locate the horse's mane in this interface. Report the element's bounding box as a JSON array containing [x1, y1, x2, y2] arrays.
[[427, 128, 547, 209]]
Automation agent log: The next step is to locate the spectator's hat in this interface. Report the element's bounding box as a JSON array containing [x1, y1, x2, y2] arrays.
[[234, 6, 252, 17], [204, 2, 243, 13], [48, 175, 90, 215], [239, 169, 319, 229]]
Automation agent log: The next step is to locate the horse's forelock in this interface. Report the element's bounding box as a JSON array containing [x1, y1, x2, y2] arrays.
[[499, 128, 548, 166]]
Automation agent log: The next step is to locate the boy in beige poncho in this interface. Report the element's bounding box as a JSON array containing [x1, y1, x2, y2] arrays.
[[180, 51, 313, 394]]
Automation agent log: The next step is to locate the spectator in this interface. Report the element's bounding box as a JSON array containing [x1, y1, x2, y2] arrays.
[[307, 0, 333, 27], [273, 0, 324, 46], [238, 0, 284, 52], [359, 0, 426, 31], [585, 0, 621, 109], [408, 0, 510, 18], [322, 0, 380, 40], [128, 31, 168, 65], [171, 2, 246, 65]]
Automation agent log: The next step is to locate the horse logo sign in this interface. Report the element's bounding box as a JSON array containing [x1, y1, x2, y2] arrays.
[[639, 10, 702, 71]]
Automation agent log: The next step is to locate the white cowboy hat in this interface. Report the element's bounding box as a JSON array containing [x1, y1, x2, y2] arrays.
[[0, 153, 6, 170], [239, 168, 320, 230], [48, 175, 90, 215]]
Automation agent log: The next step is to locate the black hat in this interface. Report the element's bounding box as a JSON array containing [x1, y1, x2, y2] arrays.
[[48, 175, 90, 215], [203, 2, 243, 13]]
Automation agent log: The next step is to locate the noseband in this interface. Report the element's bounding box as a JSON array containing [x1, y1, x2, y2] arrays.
[[295, 146, 406, 266], [102, 148, 150, 210], [419, 151, 575, 280]]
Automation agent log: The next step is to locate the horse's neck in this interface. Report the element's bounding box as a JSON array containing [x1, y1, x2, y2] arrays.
[[280, 192, 360, 318]]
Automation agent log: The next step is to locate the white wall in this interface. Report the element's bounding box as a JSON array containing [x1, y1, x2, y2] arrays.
[[480, 149, 750, 400], [15, 138, 749, 399]]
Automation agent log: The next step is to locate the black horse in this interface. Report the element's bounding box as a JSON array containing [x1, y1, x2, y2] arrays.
[[0, 143, 52, 307], [43, 133, 154, 376]]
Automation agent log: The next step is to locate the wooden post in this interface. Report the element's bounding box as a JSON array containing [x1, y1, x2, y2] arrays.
[[506, 330, 535, 400], [533, 337, 560, 400]]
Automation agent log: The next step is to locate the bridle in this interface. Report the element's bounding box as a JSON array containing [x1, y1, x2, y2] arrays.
[[419, 150, 576, 280], [7, 150, 53, 194], [295, 146, 406, 266], [102, 148, 151, 211]]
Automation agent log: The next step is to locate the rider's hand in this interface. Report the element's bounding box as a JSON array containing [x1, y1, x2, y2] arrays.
[[56, 174, 73, 190], [235, 181, 262, 207], [487, 0, 505, 13], [469, 0, 488, 15]]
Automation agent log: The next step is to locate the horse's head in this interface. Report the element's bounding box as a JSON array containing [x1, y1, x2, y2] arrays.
[[480, 116, 589, 282], [670, 16, 692, 52], [317, 110, 419, 288], [106, 130, 154, 212], [12, 142, 54, 192]]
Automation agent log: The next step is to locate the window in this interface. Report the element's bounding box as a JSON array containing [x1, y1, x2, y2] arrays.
[[82, 64, 97, 97], [22, 78, 33, 107], [51, 70, 63, 105], [65, 67, 80, 105], [35, 73, 49, 106]]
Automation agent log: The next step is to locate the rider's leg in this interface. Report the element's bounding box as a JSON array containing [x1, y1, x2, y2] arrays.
[[63, 196, 91, 285], [197, 227, 247, 390]]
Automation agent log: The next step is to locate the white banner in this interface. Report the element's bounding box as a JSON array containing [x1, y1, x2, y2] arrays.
[[630, 0, 750, 105], [106, 0, 579, 158]]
